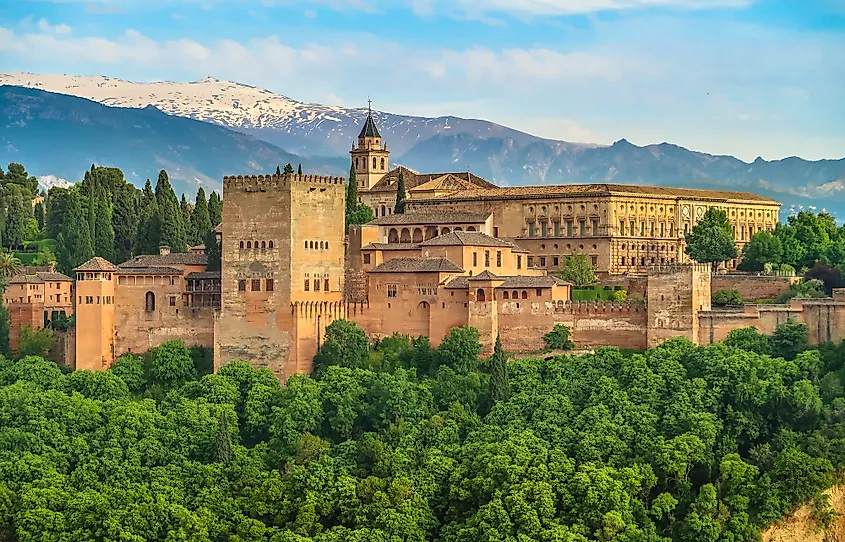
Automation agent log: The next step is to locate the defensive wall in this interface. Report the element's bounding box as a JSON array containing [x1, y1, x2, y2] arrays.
[[711, 274, 799, 301]]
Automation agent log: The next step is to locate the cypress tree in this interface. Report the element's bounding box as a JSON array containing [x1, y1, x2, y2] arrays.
[[55, 192, 94, 274], [155, 170, 187, 252], [275, 165, 281, 175], [489, 335, 510, 403], [208, 191, 222, 228], [34, 202, 44, 231], [135, 180, 161, 255], [4, 193, 27, 249], [0, 304, 10, 358], [189, 187, 212, 246], [113, 184, 138, 263], [214, 410, 233, 464], [394, 169, 406, 214], [45, 187, 70, 240], [297, 164, 303, 175], [181, 193, 191, 228], [346, 163, 358, 218], [0, 193, 6, 248], [93, 188, 115, 262], [204, 229, 221, 272], [284, 163, 294, 175]]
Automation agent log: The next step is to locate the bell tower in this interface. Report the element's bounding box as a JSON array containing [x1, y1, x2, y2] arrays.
[[350, 100, 389, 191]]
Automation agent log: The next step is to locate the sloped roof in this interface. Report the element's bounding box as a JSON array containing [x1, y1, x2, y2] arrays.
[[186, 271, 222, 280], [119, 253, 207, 268], [409, 174, 480, 193], [116, 266, 184, 275], [420, 231, 514, 248], [369, 257, 464, 273], [368, 211, 490, 226], [361, 243, 421, 251], [468, 270, 501, 281], [427, 183, 778, 203], [36, 272, 73, 282], [358, 113, 381, 138], [75, 257, 119, 272], [8, 274, 44, 284], [446, 274, 569, 289], [368, 166, 497, 194]]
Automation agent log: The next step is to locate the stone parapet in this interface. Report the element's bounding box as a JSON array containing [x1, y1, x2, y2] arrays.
[[223, 174, 345, 191]]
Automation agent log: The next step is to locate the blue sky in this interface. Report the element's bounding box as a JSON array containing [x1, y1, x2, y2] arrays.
[[1, 0, 843, 161]]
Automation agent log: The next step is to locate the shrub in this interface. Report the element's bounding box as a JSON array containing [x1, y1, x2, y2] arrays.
[[612, 289, 627, 302], [712, 289, 743, 306], [543, 324, 575, 350]]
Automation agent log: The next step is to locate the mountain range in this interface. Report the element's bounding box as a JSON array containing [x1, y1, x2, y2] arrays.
[[1, 72, 844, 216]]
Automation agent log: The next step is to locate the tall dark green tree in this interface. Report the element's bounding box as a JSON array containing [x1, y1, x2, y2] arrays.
[[297, 164, 303, 175], [135, 180, 161, 256], [208, 191, 222, 228], [275, 165, 281, 175], [3, 163, 38, 197], [214, 410, 234, 464], [0, 304, 10, 358], [113, 184, 138, 263], [394, 169, 406, 214], [346, 163, 358, 218], [684, 208, 738, 272], [46, 187, 71, 240], [93, 188, 116, 262], [204, 230, 221, 272], [55, 191, 94, 274], [33, 201, 44, 231], [283, 163, 294, 175], [181, 194, 191, 229], [189, 188, 212, 246], [155, 170, 187, 252], [4, 193, 27, 249], [489, 335, 510, 403]]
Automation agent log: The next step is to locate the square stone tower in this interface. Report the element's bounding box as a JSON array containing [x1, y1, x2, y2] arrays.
[[646, 263, 711, 347], [73, 257, 118, 371], [215, 173, 346, 379], [350, 107, 389, 191]]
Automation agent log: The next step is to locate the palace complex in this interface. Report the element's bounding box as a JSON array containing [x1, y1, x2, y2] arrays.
[[7, 110, 841, 379]]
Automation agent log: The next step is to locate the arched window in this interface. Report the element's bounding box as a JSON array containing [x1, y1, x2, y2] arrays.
[[503, 291, 509, 300], [239, 241, 244, 249], [145, 291, 155, 312], [320, 241, 324, 250], [441, 227, 450, 235], [467, 226, 477, 232], [261, 241, 266, 249], [521, 291, 528, 299], [400, 228, 411, 243], [310, 241, 314, 249], [381, 205, 386, 216], [269, 241, 274, 249], [477, 289, 486, 302], [254, 242, 259, 250], [355, 158, 358, 168], [326, 242, 329, 250], [388, 228, 399, 243], [412, 228, 423, 243], [305, 241, 308, 249], [512, 290, 519, 299], [380, 158, 385, 170], [246, 241, 252, 249], [373, 157, 377, 169]]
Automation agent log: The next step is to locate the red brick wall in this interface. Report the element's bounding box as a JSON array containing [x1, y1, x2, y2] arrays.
[[712, 275, 798, 301]]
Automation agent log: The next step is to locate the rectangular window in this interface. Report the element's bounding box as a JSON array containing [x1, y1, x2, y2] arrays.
[[650, 222, 655, 236], [485, 251, 490, 267], [566, 220, 573, 237], [496, 251, 502, 267], [536, 288, 543, 296], [96, 296, 100, 304], [640, 222, 645, 236], [314, 279, 321, 291], [622, 256, 627, 265], [553, 256, 559, 267], [553, 221, 560, 237], [579, 220, 585, 236], [517, 256, 522, 269], [266, 279, 274, 292], [324, 278, 330, 292], [659, 222, 665, 237], [619, 221, 625, 235], [527, 256, 534, 267], [591, 256, 598, 266], [238, 280, 246, 292], [541, 222, 548, 237], [528, 222, 536, 237], [684, 224, 689, 235], [670, 223, 674, 237], [304, 279, 310, 291], [169, 297, 176, 307], [540, 257, 546, 267], [252, 279, 261, 292], [363, 254, 371, 264], [85, 296, 93, 304], [387, 284, 398, 298], [473, 252, 478, 267], [592, 219, 599, 235], [630, 221, 636, 236], [493, 226, 499, 237], [79, 296, 82, 304]]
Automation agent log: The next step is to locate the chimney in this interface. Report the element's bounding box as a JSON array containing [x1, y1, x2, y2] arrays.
[[159, 246, 171, 256]]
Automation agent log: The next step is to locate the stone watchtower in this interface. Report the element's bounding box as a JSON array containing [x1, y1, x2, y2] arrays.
[[349, 102, 389, 191], [214, 173, 347, 379], [646, 263, 711, 347], [73, 257, 118, 371]]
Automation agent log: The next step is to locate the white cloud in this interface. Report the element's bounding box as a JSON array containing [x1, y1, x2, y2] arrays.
[[36, 18, 72, 34]]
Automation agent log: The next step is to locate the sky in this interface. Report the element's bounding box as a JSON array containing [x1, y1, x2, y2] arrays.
[[0, 0, 843, 162]]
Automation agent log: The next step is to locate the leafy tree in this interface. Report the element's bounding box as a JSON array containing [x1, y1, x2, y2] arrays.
[[805, 262, 844, 294], [297, 164, 303, 175], [394, 169, 406, 214], [347, 204, 375, 230], [109, 353, 146, 392], [555, 254, 597, 285], [786, 211, 833, 269], [774, 222, 807, 269], [208, 191, 222, 228], [93, 188, 115, 262], [488, 335, 509, 403], [684, 208, 738, 271], [712, 289, 742, 306], [55, 191, 94, 275], [0, 304, 10, 357], [16, 325, 56, 358], [155, 170, 187, 252], [4, 193, 27, 249], [722, 326, 772, 355], [135, 180, 161, 255], [113, 183, 138, 263], [45, 187, 71, 240], [313, 320, 370, 374], [738, 230, 782, 271], [204, 229, 221, 272], [150, 340, 196, 389], [214, 410, 234, 464], [771, 319, 809, 360], [189, 187, 212, 246], [284, 163, 294, 174], [3, 162, 38, 197], [543, 324, 575, 350], [437, 326, 481, 374], [33, 201, 44, 231], [275, 165, 281, 175]]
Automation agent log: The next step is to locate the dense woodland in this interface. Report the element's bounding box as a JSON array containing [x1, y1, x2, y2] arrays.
[[0, 319, 843, 541]]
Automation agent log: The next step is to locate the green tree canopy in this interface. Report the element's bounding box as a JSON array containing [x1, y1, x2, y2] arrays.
[[4, 193, 27, 249], [55, 191, 94, 275], [208, 191, 222, 228], [771, 319, 809, 360], [488, 335, 510, 403], [394, 169, 406, 214], [684, 208, 738, 271], [555, 253, 597, 286], [155, 170, 187, 253], [738, 230, 783, 271], [189, 187, 212, 246]]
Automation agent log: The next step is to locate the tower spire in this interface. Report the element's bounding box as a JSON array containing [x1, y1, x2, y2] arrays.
[[367, 97, 372, 117]]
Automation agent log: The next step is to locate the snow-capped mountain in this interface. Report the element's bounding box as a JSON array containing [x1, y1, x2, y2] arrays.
[[0, 72, 565, 158]]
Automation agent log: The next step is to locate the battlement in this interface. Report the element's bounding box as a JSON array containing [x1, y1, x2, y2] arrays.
[[647, 263, 711, 276], [553, 299, 645, 314], [223, 174, 346, 191]]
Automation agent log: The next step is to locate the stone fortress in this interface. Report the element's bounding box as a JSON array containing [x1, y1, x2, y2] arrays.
[[4, 110, 842, 377]]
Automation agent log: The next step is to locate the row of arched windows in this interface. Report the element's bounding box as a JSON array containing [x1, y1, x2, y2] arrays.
[[353, 157, 386, 171], [305, 240, 329, 250], [239, 240, 274, 250]]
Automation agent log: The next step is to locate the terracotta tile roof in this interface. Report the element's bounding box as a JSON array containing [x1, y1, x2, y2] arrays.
[[468, 270, 500, 280], [8, 274, 44, 284], [446, 274, 568, 289], [368, 166, 497, 193], [361, 243, 421, 251], [409, 174, 480, 193], [116, 266, 184, 275], [186, 271, 222, 280], [35, 272, 73, 282], [118, 253, 208, 268], [369, 211, 490, 226], [75, 257, 119, 272], [369, 257, 464, 273], [425, 183, 778, 203], [420, 231, 515, 248]]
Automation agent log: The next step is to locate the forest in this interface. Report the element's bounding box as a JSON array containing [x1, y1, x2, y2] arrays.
[[1, 318, 844, 541]]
